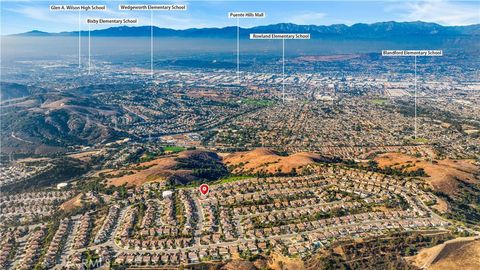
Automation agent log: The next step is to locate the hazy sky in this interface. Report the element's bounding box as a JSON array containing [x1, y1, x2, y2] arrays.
[[1, 0, 479, 35]]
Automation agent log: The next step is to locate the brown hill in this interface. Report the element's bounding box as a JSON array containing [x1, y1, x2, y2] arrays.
[[223, 148, 323, 175], [374, 152, 479, 196], [408, 237, 480, 270], [107, 156, 179, 187], [107, 150, 226, 186]]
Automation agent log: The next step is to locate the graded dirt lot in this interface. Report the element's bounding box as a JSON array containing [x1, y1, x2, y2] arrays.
[[59, 193, 83, 212], [68, 150, 101, 162], [375, 152, 479, 195], [223, 148, 322, 175]]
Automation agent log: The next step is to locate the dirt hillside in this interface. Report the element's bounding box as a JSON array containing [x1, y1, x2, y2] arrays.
[[223, 148, 322, 175], [59, 193, 83, 212], [107, 150, 226, 186], [375, 152, 479, 195], [407, 237, 480, 270]]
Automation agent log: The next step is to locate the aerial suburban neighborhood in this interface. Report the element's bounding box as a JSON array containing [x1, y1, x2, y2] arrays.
[[1, 1, 480, 269]]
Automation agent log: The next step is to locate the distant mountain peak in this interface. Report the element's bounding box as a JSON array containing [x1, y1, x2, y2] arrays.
[[18, 30, 51, 36]]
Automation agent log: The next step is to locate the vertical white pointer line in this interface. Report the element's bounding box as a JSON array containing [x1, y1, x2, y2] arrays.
[[150, 9, 153, 78], [237, 17, 240, 84], [473, 69, 480, 97], [78, 10, 81, 68], [282, 38, 285, 103], [414, 55, 417, 140], [88, 23, 91, 75]]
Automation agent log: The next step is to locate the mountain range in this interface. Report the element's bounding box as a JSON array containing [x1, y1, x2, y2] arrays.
[[15, 21, 480, 38]]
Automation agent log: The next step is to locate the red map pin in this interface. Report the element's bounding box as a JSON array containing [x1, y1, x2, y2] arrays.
[[199, 184, 209, 195]]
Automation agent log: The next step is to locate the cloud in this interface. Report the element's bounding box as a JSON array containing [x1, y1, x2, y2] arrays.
[[389, 0, 480, 26], [6, 5, 61, 23], [287, 12, 326, 25]]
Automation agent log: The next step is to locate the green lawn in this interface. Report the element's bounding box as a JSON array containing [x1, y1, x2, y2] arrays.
[[211, 175, 254, 185], [413, 137, 429, 144], [163, 146, 185, 153], [241, 98, 274, 107], [369, 98, 388, 105], [176, 175, 254, 190]]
